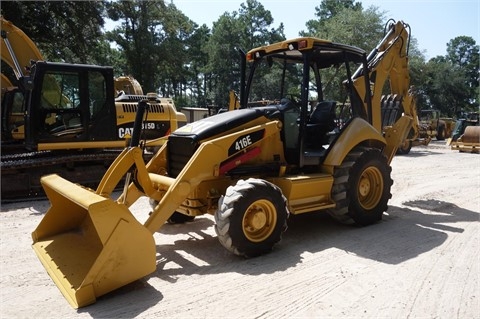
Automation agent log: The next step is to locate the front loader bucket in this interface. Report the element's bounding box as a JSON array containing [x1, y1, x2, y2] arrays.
[[32, 174, 156, 308]]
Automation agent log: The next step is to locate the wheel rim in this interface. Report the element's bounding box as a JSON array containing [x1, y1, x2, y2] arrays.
[[242, 199, 277, 242], [357, 166, 384, 210]]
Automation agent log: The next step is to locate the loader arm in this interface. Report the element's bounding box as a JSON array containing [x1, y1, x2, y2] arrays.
[[120, 120, 282, 233], [95, 147, 150, 197]]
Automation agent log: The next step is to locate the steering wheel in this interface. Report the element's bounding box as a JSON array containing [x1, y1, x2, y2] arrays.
[[279, 94, 302, 111], [285, 94, 302, 105]]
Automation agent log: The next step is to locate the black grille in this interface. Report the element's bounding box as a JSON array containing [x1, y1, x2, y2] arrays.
[[168, 135, 198, 177], [121, 103, 165, 113]]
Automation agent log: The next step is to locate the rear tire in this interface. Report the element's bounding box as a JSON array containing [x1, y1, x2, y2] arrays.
[[215, 178, 289, 257], [166, 212, 195, 224], [328, 147, 393, 226]]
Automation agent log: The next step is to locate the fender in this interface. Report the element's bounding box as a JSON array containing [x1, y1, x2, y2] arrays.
[[323, 118, 386, 167]]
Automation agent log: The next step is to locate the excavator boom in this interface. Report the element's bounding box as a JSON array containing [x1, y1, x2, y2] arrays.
[[1, 16, 44, 79]]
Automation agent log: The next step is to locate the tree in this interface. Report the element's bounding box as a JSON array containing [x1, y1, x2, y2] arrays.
[[237, 0, 285, 50], [1, 1, 106, 64], [447, 36, 479, 107], [203, 13, 243, 107], [416, 37, 479, 116], [106, 0, 163, 93], [302, 3, 383, 52], [316, 0, 363, 19], [424, 56, 471, 116], [156, 3, 197, 101], [303, 0, 363, 37], [106, 0, 196, 95], [407, 40, 429, 110], [205, 0, 285, 108], [184, 24, 211, 107], [300, 3, 385, 102]]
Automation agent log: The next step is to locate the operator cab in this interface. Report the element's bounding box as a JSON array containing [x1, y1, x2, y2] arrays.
[[242, 38, 370, 167], [23, 61, 117, 151]]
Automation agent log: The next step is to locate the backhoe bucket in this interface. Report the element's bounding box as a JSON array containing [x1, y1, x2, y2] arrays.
[[32, 174, 156, 308]]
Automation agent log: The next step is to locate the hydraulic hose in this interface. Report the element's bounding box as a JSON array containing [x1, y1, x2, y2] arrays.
[[130, 100, 149, 147]]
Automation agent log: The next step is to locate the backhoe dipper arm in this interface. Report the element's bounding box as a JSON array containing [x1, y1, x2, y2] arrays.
[[352, 20, 413, 132]]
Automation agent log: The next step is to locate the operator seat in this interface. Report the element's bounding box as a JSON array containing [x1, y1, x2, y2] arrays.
[[306, 100, 337, 148]]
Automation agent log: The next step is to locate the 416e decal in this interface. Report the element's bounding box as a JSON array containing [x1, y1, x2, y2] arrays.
[[228, 129, 264, 156]]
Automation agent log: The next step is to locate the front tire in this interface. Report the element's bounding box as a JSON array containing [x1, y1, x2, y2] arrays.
[[328, 147, 393, 226], [215, 178, 289, 257]]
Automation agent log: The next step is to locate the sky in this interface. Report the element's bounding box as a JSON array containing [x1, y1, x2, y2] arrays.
[[171, 0, 480, 59]]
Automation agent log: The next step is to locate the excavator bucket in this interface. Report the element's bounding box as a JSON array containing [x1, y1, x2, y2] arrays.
[[31, 174, 156, 308]]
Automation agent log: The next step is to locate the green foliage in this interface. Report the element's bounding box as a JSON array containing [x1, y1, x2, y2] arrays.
[[173, 96, 189, 109], [203, 13, 243, 107], [317, 0, 363, 19], [303, 0, 363, 38], [186, 24, 211, 106], [204, 0, 285, 107], [447, 36, 479, 93], [106, 0, 166, 93], [424, 58, 469, 116], [311, 7, 383, 52], [421, 36, 479, 115], [1, 1, 105, 64], [408, 46, 429, 109], [300, 3, 384, 102]]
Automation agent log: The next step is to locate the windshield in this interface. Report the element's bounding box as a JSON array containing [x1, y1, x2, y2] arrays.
[[245, 47, 363, 118]]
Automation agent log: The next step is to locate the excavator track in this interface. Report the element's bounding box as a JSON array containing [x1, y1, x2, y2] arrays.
[[1, 149, 152, 202]]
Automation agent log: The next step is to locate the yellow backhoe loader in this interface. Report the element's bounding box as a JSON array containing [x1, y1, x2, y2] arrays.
[[32, 20, 414, 308]]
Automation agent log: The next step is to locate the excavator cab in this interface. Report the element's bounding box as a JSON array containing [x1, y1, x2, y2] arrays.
[[24, 62, 117, 148]]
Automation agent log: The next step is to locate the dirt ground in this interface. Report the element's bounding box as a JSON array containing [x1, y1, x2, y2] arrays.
[[1, 141, 479, 319]]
